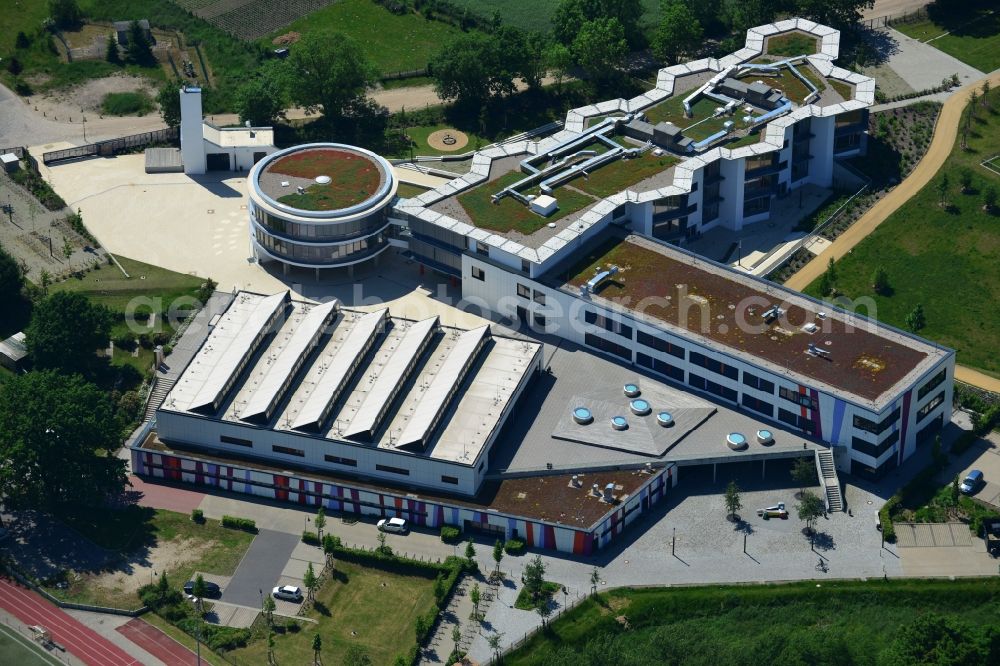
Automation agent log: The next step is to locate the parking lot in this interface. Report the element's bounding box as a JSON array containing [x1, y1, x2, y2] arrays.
[[954, 432, 1000, 509]]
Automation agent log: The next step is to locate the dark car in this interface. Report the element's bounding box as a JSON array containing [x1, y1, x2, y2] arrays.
[[183, 580, 221, 598]]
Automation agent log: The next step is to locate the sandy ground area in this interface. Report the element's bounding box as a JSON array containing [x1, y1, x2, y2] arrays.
[[90, 538, 212, 598], [37, 74, 159, 116], [863, 0, 931, 20]]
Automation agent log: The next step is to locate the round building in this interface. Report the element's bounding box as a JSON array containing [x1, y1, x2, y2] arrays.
[[248, 143, 397, 275]]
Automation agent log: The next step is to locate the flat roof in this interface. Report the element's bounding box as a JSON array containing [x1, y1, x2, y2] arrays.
[[550, 232, 942, 406], [260, 147, 386, 212], [394, 18, 875, 264]]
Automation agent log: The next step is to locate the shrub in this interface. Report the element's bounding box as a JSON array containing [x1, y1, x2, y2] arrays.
[[440, 525, 461, 543], [504, 538, 526, 556], [101, 91, 154, 116], [221, 515, 256, 532], [302, 530, 320, 545], [191, 509, 204, 523]]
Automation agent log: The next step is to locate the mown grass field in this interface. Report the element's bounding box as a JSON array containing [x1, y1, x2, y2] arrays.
[[264, 0, 468, 75], [227, 560, 437, 666], [441, 0, 662, 31], [507, 579, 1000, 666], [893, 3, 1000, 73], [804, 91, 1000, 378]]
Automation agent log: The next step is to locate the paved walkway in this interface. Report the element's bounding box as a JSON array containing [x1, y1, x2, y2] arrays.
[[220, 529, 299, 608], [878, 27, 983, 93]]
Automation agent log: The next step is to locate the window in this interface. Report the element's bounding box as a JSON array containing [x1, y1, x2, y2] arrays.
[[918, 368, 947, 401], [637, 330, 685, 358], [532, 290, 546, 305], [441, 475, 459, 485], [743, 196, 770, 217], [742, 394, 774, 417], [220, 435, 252, 447], [637, 352, 684, 381], [376, 464, 410, 476], [585, 310, 632, 339], [272, 445, 305, 457], [516, 283, 530, 299], [688, 372, 737, 402], [779, 386, 818, 410], [585, 332, 631, 361], [743, 372, 775, 394], [852, 431, 900, 458], [521, 259, 530, 273], [853, 408, 901, 435], [470, 266, 485, 281], [917, 392, 945, 422], [778, 408, 815, 433], [690, 351, 738, 380], [475, 243, 489, 257], [533, 313, 547, 327], [324, 454, 357, 467]]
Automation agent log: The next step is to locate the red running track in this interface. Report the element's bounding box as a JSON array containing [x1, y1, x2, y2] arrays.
[[117, 617, 197, 666], [0, 577, 140, 666]]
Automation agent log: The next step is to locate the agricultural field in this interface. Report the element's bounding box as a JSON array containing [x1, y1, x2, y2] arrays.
[[171, 0, 337, 41], [803, 91, 1000, 378], [264, 0, 469, 75]]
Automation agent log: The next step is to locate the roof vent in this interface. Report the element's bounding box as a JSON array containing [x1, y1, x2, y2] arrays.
[[315, 175, 332, 185]]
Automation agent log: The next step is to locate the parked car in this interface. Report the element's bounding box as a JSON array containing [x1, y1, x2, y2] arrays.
[[756, 503, 789, 520], [377, 517, 408, 534], [272, 585, 303, 602], [183, 580, 221, 598], [960, 470, 984, 495]]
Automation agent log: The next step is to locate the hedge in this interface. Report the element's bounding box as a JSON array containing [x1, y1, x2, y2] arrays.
[[504, 538, 526, 555], [440, 525, 461, 543], [190, 509, 204, 523], [302, 530, 320, 545], [221, 515, 256, 532]]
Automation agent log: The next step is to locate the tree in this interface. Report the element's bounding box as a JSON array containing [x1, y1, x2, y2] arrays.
[[795, 0, 875, 31], [937, 173, 950, 206], [6, 58, 23, 76], [983, 185, 997, 212], [25, 291, 113, 376], [342, 645, 373, 666], [470, 582, 482, 622], [157, 571, 171, 600], [952, 474, 961, 505], [314, 507, 326, 541], [415, 613, 428, 642], [312, 634, 322, 664], [983, 80, 992, 109], [492, 539, 504, 574], [0, 371, 126, 508], [157, 82, 182, 127], [62, 236, 73, 266], [871, 266, 890, 295], [589, 567, 601, 595], [797, 490, 825, 534], [544, 42, 574, 94], [653, 0, 703, 66], [523, 555, 546, 601], [572, 18, 628, 83], [553, 0, 644, 48], [451, 623, 462, 649], [193, 574, 208, 602], [15, 31, 31, 50], [430, 32, 514, 108], [49, 0, 83, 29], [235, 61, 287, 126], [465, 538, 476, 566], [498, 27, 547, 89], [905, 303, 926, 332], [262, 593, 276, 627], [106, 36, 121, 65], [882, 612, 986, 666], [126, 21, 155, 67], [817, 271, 832, 298], [303, 561, 317, 601], [825, 256, 837, 284], [0, 244, 24, 306], [287, 31, 377, 120], [959, 168, 974, 193], [536, 598, 553, 626], [433, 574, 446, 605], [724, 480, 742, 521], [791, 457, 815, 499], [487, 631, 504, 662], [723, 0, 775, 34]]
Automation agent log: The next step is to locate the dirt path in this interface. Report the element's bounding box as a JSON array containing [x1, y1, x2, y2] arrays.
[[783, 70, 1000, 392], [863, 0, 931, 21]]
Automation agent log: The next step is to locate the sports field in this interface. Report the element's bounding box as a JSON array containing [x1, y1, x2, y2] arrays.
[[0, 624, 60, 666]]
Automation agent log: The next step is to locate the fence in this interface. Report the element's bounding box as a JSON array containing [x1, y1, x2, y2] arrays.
[[4, 567, 147, 617], [863, 6, 929, 29], [0, 613, 70, 664], [495, 590, 590, 662], [381, 68, 428, 82], [42, 127, 179, 165]]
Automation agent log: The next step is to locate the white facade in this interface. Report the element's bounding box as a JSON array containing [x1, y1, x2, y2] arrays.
[[179, 86, 277, 176]]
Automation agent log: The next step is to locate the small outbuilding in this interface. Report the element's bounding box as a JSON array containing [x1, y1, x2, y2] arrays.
[[113, 20, 152, 46], [0, 332, 28, 372], [0, 153, 19, 173]]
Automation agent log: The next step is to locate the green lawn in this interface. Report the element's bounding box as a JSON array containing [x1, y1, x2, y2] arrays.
[[264, 0, 468, 75], [456, 171, 597, 235], [47, 508, 254, 609], [52, 255, 203, 313], [506, 579, 1000, 665], [396, 124, 489, 157], [570, 153, 679, 199], [893, 4, 1000, 72], [804, 90, 1000, 377], [227, 560, 437, 666], [0, 625, 60, 666], [396, 182, 431, 199], [766, 31, 819, 57]]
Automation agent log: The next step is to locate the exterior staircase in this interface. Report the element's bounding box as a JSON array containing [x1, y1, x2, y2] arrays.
[[143, 376, 175, 422], [815, 449, 844, 513]]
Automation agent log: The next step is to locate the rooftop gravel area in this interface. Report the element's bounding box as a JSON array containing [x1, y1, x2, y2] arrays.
[[262, 148, 384, 211], [556, 234, 930, 402]]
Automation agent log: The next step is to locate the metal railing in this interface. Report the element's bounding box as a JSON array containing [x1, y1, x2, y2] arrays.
[[42, 127, 179, 165]]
